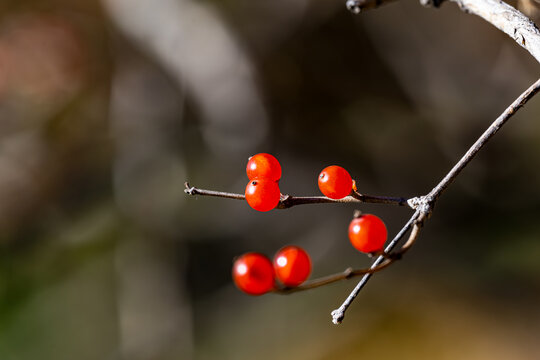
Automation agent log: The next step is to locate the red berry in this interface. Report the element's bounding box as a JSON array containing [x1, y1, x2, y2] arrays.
[[246, 153, 282, 181], [232, 252, 275, 295], [348, 214, 388, 253], [245, 179, 281, 212], [273, 246, 311, 287], [318, 165, 353, 199]]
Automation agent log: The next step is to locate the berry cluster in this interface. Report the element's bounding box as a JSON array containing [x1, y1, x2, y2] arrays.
[[235, 154, 389, 295], [232, 245, 312, 295], [244, 154, 356, 212]]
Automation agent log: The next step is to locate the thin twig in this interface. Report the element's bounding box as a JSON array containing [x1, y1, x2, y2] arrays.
[[184, 182, 413, 209], [331, 77, 540, 324], [447, 0, 540, 65], [338, 0, 540, 324], [331, 210, 423, 324], [184, 182, 245, 200], [184, 79, 540, 324], [273, 226, 423, 295], [427, 78, 540, 202], [351, 190, 409, 206], [346, 0, 540, 65], [273, 259, 394, 294], [273, 212, 425, 295], [185, 0, 540, 321]]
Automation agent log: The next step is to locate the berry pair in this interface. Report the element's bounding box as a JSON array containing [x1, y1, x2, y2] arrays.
[[245, 155, 354, 211], [232, 245, 311, 295], [245, 153, 282, 212]]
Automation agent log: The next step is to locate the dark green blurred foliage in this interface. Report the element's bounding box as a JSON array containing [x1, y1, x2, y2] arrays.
[[0, 0, 540, 359]]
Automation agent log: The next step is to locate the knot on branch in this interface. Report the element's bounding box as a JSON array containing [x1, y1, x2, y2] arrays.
[[407, 196, 434, 217]]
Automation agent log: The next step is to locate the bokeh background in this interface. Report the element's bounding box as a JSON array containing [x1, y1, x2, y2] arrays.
[[1, 0, 540, 359]]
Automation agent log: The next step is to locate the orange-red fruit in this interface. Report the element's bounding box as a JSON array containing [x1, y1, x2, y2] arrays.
[[273, 246, 311, 287], [348, 214, 388, 253], [318, 165, 353, 199], [245, 179, 281, 212], [232, 252, 275, 295], [246, 153, 282, 181]]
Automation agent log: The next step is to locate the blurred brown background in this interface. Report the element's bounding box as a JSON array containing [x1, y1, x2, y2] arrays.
[[0, 0, 540, 359]]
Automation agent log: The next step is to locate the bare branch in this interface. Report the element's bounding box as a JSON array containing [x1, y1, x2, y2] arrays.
[[184, 78, 540, 326], [428, 77, 540, 202], [330, 77, 540, 324], [184, 182, 245, 200], [448, 0, 540, 64], [183, 0, 540, 325], [331, 210, 424, 324], [273, 260, 393, 294], [333, 0, 540, 324], [184, 182, 413, 209], [350, 190, 409, 206], [274, 212, 425, 296], [347, 0, 540, 64]]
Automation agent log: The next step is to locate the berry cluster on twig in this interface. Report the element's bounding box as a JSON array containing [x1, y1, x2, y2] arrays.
[[185, 77, 540, 324]]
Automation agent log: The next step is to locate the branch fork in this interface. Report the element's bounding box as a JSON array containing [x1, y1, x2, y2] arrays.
[[407, 196, 434, 217]]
